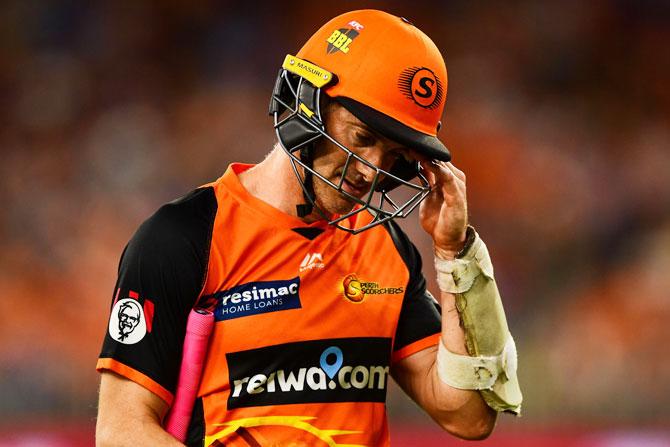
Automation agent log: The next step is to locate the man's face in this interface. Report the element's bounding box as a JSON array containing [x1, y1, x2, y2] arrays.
[[310, 103, 411, 216], [118, 303, 140, 335]]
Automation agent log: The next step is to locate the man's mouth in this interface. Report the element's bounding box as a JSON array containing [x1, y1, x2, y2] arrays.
[[341, 178, 369, 198]]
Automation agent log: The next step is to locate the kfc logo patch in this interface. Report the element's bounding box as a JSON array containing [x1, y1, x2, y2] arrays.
[[109, 298, 147, 344]]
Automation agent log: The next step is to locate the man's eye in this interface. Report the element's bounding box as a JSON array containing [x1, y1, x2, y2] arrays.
[[355, 132, 376, 147]]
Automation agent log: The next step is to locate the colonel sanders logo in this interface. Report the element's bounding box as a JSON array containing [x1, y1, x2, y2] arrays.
[[108, 298, 147, 344]]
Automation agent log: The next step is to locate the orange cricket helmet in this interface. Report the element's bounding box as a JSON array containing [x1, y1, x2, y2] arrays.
[[296, 9, 450, 161], [269, 10, 450, 233]]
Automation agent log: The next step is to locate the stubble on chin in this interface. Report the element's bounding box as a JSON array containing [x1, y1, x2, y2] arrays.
[[308, 140, 358, 216], [312, 176, 357, 216]]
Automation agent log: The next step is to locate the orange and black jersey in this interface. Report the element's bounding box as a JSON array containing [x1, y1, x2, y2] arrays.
[[98, 163, 442, 446]]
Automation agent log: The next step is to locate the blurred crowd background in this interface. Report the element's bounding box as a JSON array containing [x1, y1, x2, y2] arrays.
[[1, 0, 669, 445]]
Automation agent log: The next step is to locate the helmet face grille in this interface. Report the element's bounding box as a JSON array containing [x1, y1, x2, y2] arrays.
[[271, 68, 431, 234]]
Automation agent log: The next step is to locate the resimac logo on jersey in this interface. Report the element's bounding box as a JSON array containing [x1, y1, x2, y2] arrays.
[[212, 277, 302, 321], [226, 338, 391, 409]]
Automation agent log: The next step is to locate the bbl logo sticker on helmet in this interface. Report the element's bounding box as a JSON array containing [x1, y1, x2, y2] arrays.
[[325, 20, 364, 54], [398, 67, 445, 110], [109, 297, 147, 344]]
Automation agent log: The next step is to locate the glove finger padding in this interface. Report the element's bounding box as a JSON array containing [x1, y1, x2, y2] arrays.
[[435, 226, 523, 415]]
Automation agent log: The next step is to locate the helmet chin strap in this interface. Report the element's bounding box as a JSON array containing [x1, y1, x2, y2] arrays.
[[296, 146, 315, 218]]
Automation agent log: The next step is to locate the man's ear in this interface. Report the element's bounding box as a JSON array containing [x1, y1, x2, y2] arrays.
[[319, 94, 337, 128]]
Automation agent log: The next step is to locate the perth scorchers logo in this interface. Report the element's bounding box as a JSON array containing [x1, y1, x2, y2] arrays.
[[398, 66, 445, 110], [342, 274, 404, 303], [342, 274, 365, 302]]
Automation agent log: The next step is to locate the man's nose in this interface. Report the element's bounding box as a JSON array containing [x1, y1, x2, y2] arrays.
[[354, 147, 387, 182]]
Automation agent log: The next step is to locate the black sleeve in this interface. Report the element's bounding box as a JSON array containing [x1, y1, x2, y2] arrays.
[[383, 221, 442, 354], [98, 187, 217, 400]]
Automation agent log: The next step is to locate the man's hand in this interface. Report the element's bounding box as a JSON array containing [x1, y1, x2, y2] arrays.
[[393, 159, 497, 439], [419, 160, 468, 259]]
